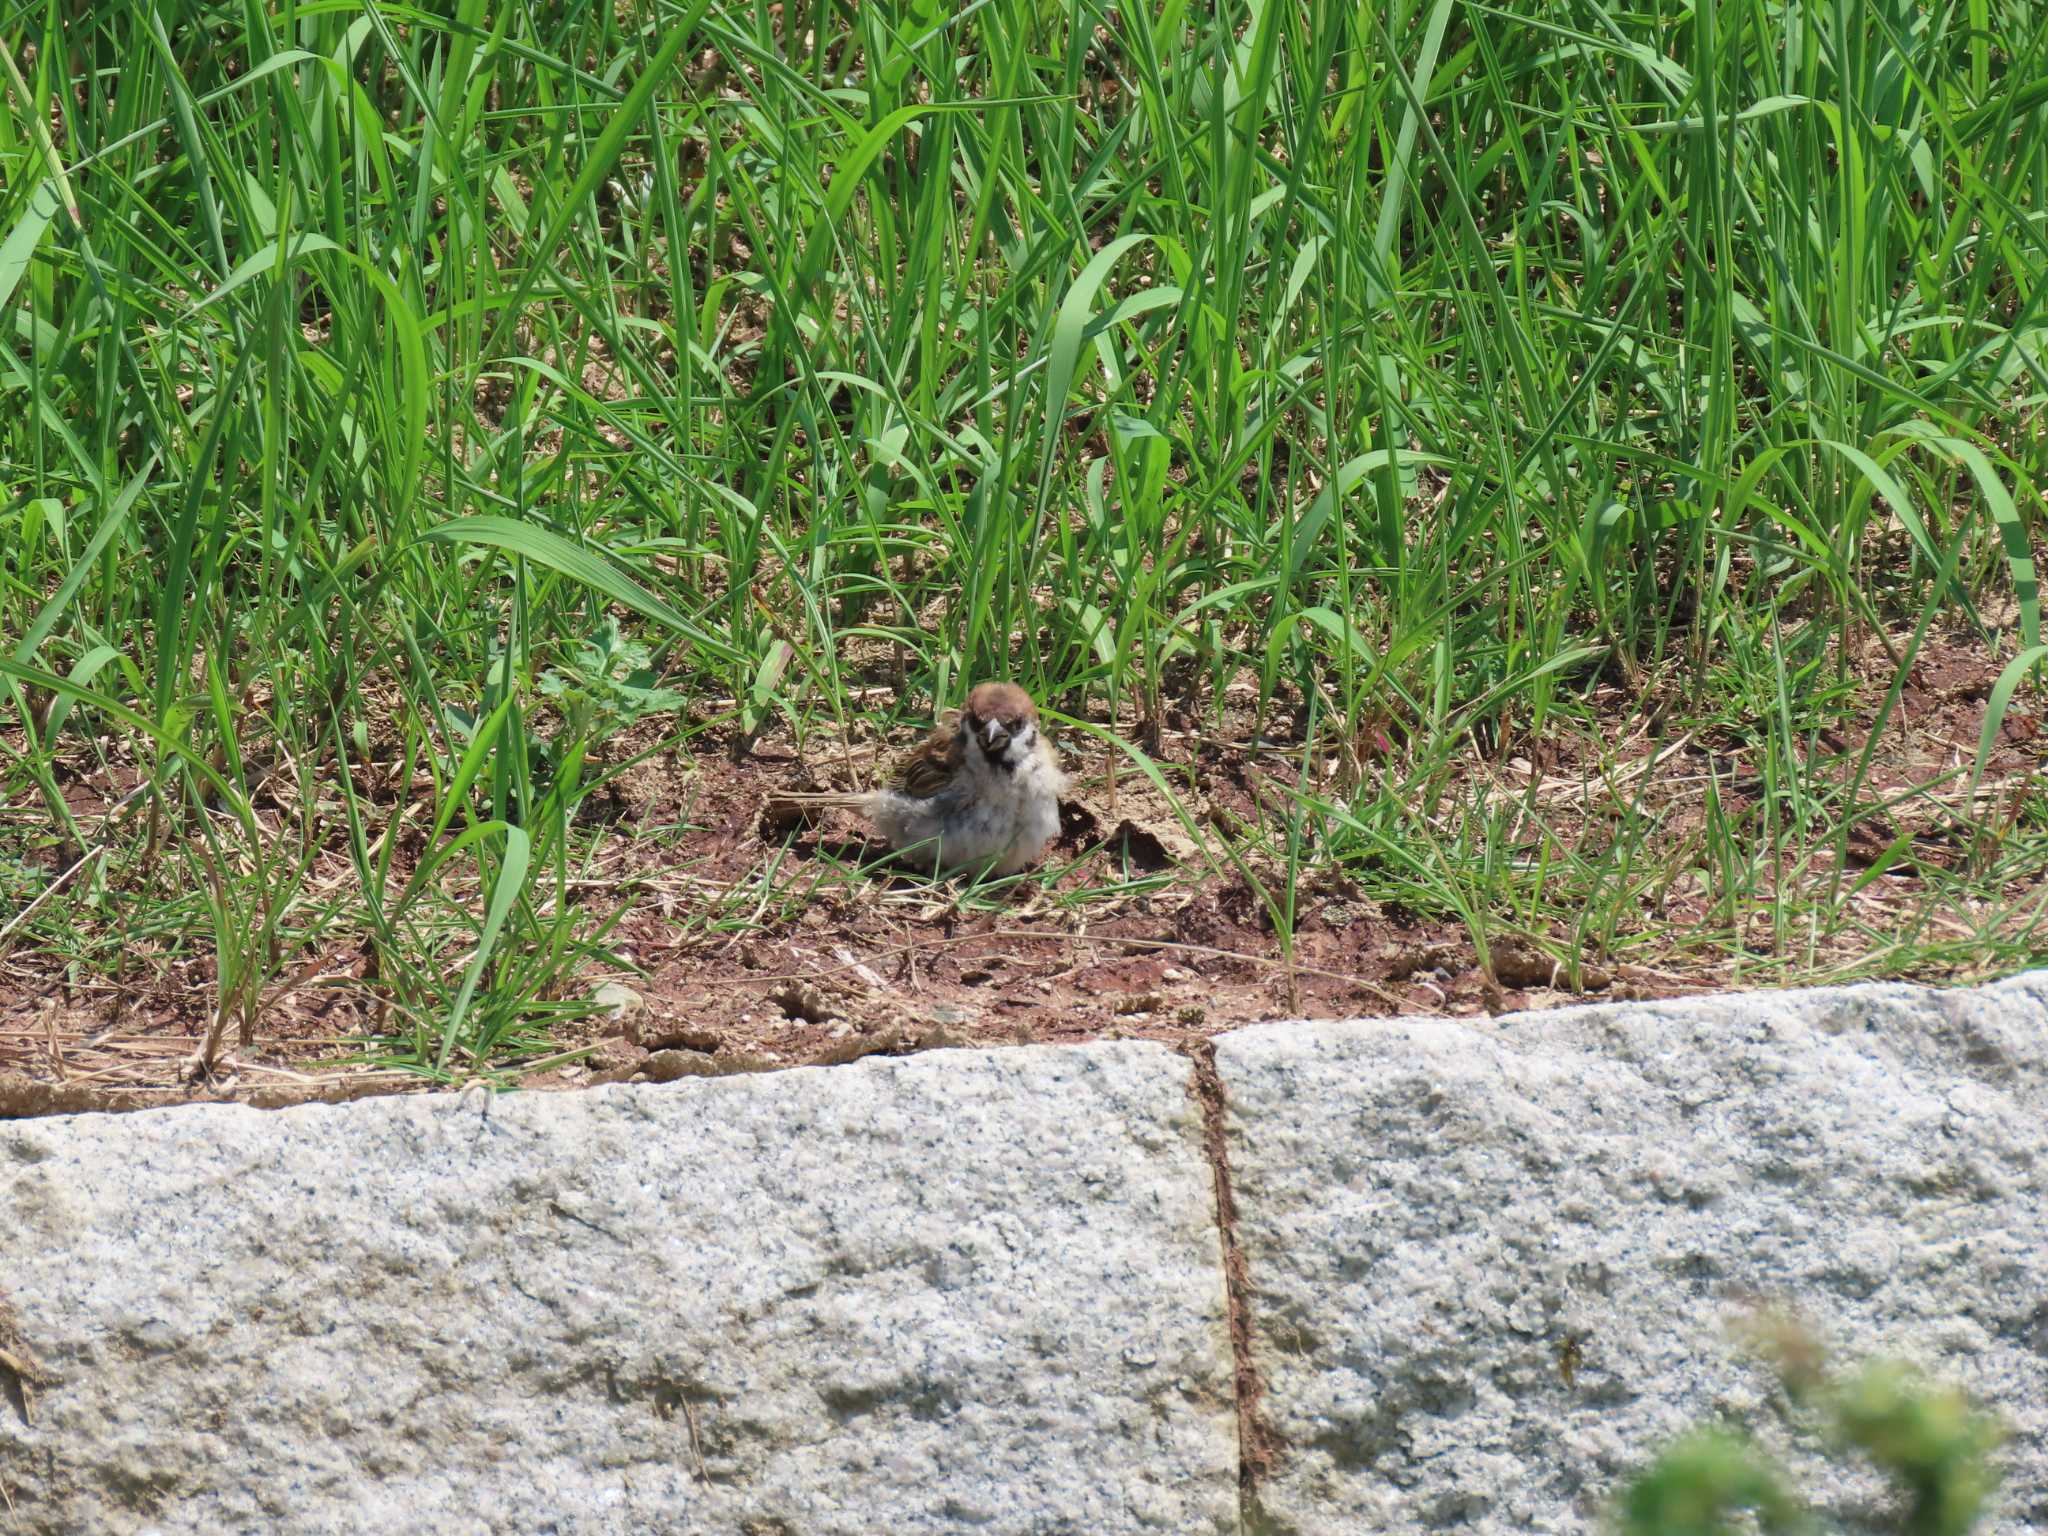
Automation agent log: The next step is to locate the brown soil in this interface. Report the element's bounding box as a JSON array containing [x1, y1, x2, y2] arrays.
[[3, 631, 2043, 1119]]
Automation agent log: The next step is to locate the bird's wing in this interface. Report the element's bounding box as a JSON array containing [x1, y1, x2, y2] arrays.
[[892, 726, 959, 798]]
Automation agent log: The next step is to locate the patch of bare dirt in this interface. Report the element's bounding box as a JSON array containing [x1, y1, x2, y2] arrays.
[[2, 631, 2044, 1118]]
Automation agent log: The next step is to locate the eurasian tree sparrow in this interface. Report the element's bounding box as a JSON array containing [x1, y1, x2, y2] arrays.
[[767, 682, 1066, 876]]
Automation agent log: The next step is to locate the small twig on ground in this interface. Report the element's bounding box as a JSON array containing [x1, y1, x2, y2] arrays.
[[683, 1402, 709, 1485], [41, 1004, 65, 1083], [0, 844, 107, 954], [0, 777, 152, 961]]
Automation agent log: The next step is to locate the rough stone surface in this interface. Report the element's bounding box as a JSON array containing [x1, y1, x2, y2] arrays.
[[1216, 975, 2048, 1534], [1, 1045, 1236, 1535]]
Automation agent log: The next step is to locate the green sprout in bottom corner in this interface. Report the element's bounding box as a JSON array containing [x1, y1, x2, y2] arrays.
[[1618, 1316, 2005, 1536]]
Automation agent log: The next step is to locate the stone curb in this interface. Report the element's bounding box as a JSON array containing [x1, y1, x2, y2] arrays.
[[4, 975, 2046, 1533]]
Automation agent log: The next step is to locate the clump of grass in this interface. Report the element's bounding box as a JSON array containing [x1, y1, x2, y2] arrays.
[[1621, 1318, 2004, 1536], [3, 0, 2045, 1073]]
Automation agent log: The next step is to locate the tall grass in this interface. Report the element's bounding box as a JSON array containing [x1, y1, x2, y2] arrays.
[[3, 0, 2045, 1069]]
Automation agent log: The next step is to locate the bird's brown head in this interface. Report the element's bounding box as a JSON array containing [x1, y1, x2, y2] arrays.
[[960, 682, 1040, 771]]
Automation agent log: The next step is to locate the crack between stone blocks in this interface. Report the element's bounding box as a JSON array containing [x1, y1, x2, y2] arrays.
[[1183, 1039, 1279, 1524]]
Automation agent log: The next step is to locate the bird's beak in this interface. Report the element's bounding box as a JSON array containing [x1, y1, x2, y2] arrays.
[[984, 719, 1010, 750]]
